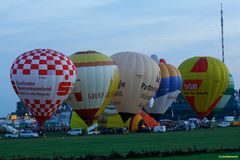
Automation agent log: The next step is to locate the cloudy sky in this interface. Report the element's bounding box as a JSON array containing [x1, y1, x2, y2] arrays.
[[1, 0, 240, 116]]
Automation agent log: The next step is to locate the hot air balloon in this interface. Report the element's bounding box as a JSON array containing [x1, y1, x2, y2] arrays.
[[70, 111, 89, 129], [147, 97, 154, 108], [111, 51, 161, 122], [129, 110, 159, 132], [144, 59, 182, 115], [98, 107, 125, 129], [129, 114, 146, 132], [159, 58, 166, 63], [66, 51, 119, 125], [138, 110, 159, 128], [103, 104, 119, 116], [151, 54, 159, 64], [178, 56, 229, 118], [70, 108, 125, 129], [214, 73, 234, 111], [10, 49, 76, 127]]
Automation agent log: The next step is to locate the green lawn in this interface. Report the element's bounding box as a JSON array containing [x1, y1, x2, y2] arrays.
[[0, 127, 240, 159]]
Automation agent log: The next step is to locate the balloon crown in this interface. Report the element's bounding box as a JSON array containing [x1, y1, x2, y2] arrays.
[[75, 50, 99, 54], [159, 59, 166, 63]]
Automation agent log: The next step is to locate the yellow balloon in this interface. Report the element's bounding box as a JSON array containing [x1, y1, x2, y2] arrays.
[[178, 56, 229, 117], [66, 51, 120, 125]]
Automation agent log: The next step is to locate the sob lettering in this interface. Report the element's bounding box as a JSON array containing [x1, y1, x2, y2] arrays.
[[183, 80, 203, 90], [184, 84, 198, 90]]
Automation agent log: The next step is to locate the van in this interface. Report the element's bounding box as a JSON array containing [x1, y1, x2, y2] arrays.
[[153, 126, 166, 132]]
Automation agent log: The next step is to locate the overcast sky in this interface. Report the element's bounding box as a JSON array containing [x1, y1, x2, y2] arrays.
[[1, 0, 240, 116]]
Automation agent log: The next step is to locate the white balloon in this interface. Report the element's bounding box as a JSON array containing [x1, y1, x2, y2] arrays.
[[111, 51, 161, 120]]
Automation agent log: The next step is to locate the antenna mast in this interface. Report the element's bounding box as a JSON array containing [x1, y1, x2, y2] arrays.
[[221, 3, 225, 63]]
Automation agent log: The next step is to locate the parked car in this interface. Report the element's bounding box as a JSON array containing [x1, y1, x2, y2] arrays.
[[224, 116, 235, 122], [100, 128, 111, 135], [153, 126, 166, 132], [88, 130, 100, 135], [217, 121, 230, 128], [100, 127, 128, 134], [188, 118, 201, 128], [231, 121, 240, 127], [115, 127, 128, 134], [5, 133, 19, 138], [188, 122, 196, 130], [174, 121, 189, 131], [159, 119, 175, 131], [19, 130, 39, 138], [67, 128, 84, 136], [199, 122, 212, 129]]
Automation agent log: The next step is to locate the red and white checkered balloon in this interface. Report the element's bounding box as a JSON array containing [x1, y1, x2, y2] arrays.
[[10, 49, 76, 127]]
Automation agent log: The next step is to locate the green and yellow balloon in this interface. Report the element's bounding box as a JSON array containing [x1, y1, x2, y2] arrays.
[[214, 73, 234, 111]]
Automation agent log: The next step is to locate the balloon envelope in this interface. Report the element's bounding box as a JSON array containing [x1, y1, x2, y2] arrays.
[[150, 54, 159, 64], [129, 114, 145, 131], [145, 62, 182, 114], [159, 59, 166, 63], [10, 49, 76, 127], [103, 104, 119, 116], [66, 51, 119, 125], [214, 73, 234, 110], [111, 51, 160, 122], [129, 110, 159, 131], [178, 56, 229, 118], [70, 111, 89, 129]]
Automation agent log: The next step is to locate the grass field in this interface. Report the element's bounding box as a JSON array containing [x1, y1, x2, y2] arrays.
[[0, 127, 240, 159]]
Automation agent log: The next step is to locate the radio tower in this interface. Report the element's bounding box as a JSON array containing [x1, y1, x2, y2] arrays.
[[221, 3, 224, 63]]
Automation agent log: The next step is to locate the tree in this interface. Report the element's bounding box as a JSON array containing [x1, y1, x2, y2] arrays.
[[15, 101, 29, 117]]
